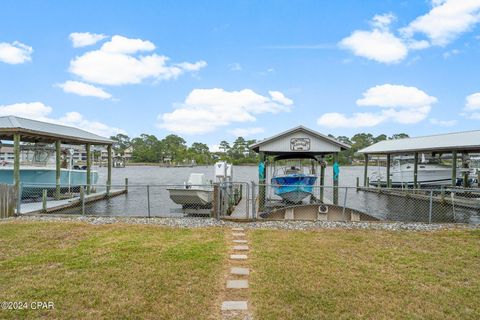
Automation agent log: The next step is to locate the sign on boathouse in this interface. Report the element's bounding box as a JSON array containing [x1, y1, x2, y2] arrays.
[[250, 126, 349, 155], [290, 138, 310, 151]]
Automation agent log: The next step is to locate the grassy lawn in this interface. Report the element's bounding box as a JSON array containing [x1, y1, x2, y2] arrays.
[[250, 229, 480, 320], [0, 221, 226, 320]]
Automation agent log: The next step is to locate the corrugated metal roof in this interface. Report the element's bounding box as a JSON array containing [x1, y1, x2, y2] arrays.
[[359, 130, 480, 154], [0, 116, 113, 144], [250, 125, 350, 152]]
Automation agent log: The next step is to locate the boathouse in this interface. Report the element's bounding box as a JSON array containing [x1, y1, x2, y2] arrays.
[[250, 125, 350, 208], [0, 116, 114, 196], [358, 130, 480, 188]]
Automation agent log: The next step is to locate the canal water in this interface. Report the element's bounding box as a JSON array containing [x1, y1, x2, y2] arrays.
[[74, 165, 479, 224]]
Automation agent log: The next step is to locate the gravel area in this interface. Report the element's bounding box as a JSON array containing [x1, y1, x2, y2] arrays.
[[1, 215, 479, 232]]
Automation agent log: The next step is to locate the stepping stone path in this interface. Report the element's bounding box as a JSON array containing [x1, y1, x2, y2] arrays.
[[233, 239, 248, 244], [221, 226, 251, 317]]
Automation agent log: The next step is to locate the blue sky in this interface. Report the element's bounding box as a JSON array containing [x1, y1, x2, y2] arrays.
[[1, 0, 480, 148]]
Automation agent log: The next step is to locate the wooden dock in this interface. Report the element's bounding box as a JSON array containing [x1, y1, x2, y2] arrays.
[[21, 189, 127, 215], [356, 186, 480, 209]]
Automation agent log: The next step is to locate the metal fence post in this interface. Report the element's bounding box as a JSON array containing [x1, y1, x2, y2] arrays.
[[251, 181, 256, 220], [428, 190, 433, 224], [342, 187, 348, 220], [80, 186, 86, 215], [147, 185, 151, 218], [42, 189, 47, 213]]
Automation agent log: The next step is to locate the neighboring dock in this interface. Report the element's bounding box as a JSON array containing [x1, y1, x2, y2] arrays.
[[21, 188, 127, 215]]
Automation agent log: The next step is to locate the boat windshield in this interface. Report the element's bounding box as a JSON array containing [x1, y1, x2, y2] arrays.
[[272, 159, 316, 177]]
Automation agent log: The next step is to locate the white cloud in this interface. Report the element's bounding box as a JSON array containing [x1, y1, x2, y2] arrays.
[[464, 92, 480, 111], [56, 81, 112, 99], [341, 2, 480, 63], [0, 102, 124, 137], [317, 112, 386, 128], [401, 0, 480, 46], [443, 48, 460, 58], [158, 88, 292, 134], [429, 118, 458, 126], [339, 14, 408, 64], [100, 35, 154, 54], [0, 41, 33, 64], [0, 102, 52, 118], [356, 84, 438, 108], [229, 127, 265, 137], [69, 35, 206, 85], [269, 91, 293, 106], [317, 84, 437, 128], [69, 32, 107, 48], [229, 63, 242, 71]]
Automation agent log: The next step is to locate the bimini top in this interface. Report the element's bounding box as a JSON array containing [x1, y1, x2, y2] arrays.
[[0, 115, 113, 145], [359, 130, 480, 155], [250, 125, 350, 156]]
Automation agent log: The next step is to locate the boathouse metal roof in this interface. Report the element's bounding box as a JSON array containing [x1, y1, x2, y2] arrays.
[[251, 125, 350, 155], [359, 130, 480, 154], [0, 116, 113, 145]]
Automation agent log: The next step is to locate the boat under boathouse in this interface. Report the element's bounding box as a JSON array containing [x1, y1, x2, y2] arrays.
[[0, 116, 115, 211], [358, 130, 480, 189], [250, 126, 350, 211]]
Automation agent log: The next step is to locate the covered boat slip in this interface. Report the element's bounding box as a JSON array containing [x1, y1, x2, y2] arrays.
[[0, 115, 120, 215], [358, 130, 480, 189], [250, 126, 362, 220]]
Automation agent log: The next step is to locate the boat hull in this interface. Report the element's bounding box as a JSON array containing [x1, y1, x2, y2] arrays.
[[370, 166, 456, 187], [271, 175, 317, 203], [167, 188, 213, 206], [0, 167, 98, 197]]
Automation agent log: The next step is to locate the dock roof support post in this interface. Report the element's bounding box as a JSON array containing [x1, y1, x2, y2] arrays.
[[107, 145, 112, 195], [452, 151, 457, 186], [55, 140, 61, 200], [386, 154, 391, 188], [319, 157, 325, 203], [86, 143, 91, 195], [258, 152, 266, 212], [363, 154, 368, 187], [462, 152, 469, 188], [13, 133, 20, 191], [413, 152, 419, 189], [333, 153, 339, 205]]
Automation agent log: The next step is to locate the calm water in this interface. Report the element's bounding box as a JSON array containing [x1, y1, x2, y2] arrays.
[[64, 165, 478, 224]]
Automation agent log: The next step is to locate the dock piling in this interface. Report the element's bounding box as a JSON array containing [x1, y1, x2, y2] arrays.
[[125, 178, 129, 193]]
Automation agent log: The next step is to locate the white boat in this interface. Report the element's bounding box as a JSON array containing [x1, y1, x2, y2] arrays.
[[167, 173, 213, 207], [0, 144, 98, 196], [370, 155, 459, 187]]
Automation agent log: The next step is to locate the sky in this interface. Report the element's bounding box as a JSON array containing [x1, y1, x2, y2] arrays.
[[1, 0, 480, 149]]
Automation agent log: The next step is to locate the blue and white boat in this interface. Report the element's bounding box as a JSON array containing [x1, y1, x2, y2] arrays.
[[271, 158, 318, 203], [0, 144, 98, 196]]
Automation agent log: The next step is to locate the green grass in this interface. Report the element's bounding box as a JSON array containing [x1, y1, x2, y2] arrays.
[[0, 221, 226, 320], [250, 229, 480, 320]]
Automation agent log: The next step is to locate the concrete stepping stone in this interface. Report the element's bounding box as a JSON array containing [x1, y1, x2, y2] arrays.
[[230, 267, 250, 275], [232, 227, 245, 231], [227, 279, 249, 289], [233, 245, 249, 251], [230, 254, 247, 260], [232, 239, 247, 244], [232, 232, 246, 236], [221, 301, 248, 311]]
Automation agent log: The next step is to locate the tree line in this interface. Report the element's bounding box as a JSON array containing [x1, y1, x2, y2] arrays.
[[110, 132, 409, 166]]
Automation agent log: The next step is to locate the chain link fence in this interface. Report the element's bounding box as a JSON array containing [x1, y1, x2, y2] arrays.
[[253, 184, 480, 224], [6, 182, 480, 224]]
